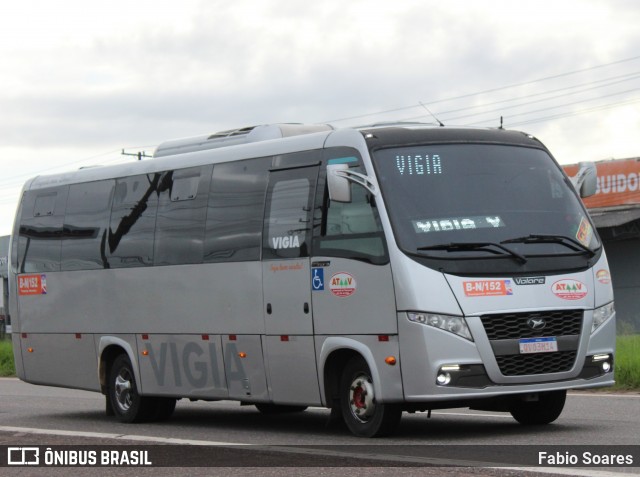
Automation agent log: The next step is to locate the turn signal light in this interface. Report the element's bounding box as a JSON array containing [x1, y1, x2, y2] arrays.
[[385, 356, 397, 366], [238, 352, 247, 358]]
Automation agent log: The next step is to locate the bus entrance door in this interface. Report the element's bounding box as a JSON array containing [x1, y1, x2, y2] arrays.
[[261, 164, 322, 405]]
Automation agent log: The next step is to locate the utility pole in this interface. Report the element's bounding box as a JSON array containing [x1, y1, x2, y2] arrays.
[[121, 149, 152, 161]]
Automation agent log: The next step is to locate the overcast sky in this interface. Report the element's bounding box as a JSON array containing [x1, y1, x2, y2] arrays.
[[1, 0, 639, 235]]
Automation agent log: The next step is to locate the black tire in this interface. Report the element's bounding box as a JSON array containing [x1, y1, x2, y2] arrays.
[[108, 354, 153, 423], [151, 397, 177, 421], [510, 390, 566, 425], [339, 357, 401, 437], [255, 403, 308, 414]]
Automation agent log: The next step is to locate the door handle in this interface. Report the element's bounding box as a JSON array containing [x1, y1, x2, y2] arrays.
[[266, 303, 272, 315], [303, 302, 309, 314]]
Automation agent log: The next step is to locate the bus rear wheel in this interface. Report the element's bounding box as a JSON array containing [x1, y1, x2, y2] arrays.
[[509, 390, 566, 425], [339, 357, 401, 437], [151, 397, 177, 421]]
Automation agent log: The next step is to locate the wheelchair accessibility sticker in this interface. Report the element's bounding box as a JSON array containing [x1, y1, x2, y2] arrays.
[[311, 268, 325, 291]]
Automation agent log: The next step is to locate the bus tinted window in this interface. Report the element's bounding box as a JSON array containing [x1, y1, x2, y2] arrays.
[[106, 173, 160, 268], [61, 180, 115, 270], [313, 150, 388, 264], [204, 158, 269, 262], [263, 165, 317, 260], [155, 166, 211, 266], [17, 187, 69, 273], [34, 193, 56, 217]]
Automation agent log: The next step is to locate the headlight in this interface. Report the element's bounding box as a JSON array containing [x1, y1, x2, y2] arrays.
[[408, 312, 473, 341], [592, 302, 615, 333]]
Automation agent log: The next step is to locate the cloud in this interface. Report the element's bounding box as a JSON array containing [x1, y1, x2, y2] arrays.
[[0, 0, 639, 235], [1, 0, 639, 156]]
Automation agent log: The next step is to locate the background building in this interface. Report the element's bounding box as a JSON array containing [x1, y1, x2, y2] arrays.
[[0, 235, 9, 335], [565, 157, 640, 333]]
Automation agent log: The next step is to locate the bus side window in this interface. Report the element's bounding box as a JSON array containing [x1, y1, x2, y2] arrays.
[[106, 174, 160, 268], [264, 177, 312, 259], [263, 162, 318, 260], [154, 165, 211, 266], [204, 158, 270, 263], [17, 186, 69, 273], [61, 180, 115, 271], [313, 152, 388, 264]]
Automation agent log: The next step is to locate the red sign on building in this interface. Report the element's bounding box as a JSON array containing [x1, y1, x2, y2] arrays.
[[564, 158, 640, 208]]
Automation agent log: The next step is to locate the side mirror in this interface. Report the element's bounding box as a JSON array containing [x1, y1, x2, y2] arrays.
[[327, 164, 352, 203], [570, 162, 597, 198]]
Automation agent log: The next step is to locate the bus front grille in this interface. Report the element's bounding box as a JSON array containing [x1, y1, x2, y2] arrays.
[[480, 310, 583, 376], [480, 310, 583, 340]]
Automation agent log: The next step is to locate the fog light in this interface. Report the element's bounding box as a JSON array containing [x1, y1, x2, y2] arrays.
[[441, 364, 461, 372], [436, 372, 452, 385], [601, 361, 611, 373]]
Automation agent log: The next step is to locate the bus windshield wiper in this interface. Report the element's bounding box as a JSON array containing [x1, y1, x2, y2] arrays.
[[416, 242, 527, 264], [500, 234, 596, 257]]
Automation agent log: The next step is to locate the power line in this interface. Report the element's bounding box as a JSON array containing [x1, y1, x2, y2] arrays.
[[394, 74, 640, 124], [448, 86, 640, 124], [434, 72, 640, 118], [505, 97, 640, 127], [325, 55, 640, 124], [462, 88, 640, 126], [0, 145, 157, 189]]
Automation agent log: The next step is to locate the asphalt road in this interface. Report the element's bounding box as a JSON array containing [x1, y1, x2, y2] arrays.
[[0, 378, 638, 476]]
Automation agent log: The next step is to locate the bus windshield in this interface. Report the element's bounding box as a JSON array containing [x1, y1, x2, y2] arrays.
[[371, 143, 601, 275]]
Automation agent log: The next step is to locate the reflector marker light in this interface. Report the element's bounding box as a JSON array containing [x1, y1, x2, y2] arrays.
[[385, 356, 397, 366], [238, 352, 247, 358]]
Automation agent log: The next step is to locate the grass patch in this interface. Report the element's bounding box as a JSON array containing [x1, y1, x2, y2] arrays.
[[613, 334, 640, 390], [0, 339, 15, 377]]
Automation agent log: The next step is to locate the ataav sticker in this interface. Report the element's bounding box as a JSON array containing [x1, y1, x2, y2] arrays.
[[330, 272, 356, 297]]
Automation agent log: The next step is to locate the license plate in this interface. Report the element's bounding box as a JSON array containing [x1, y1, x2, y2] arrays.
[[519, 337, 558, 354]]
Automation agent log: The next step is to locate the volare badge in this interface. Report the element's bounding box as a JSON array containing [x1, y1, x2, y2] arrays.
[[330, 272, 357, 297]]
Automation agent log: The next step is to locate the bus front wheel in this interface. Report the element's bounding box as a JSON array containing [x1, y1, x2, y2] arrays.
[[339, 357, 401, 437], [509, 390, 566, 425], [108, 354, 151, 423]]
